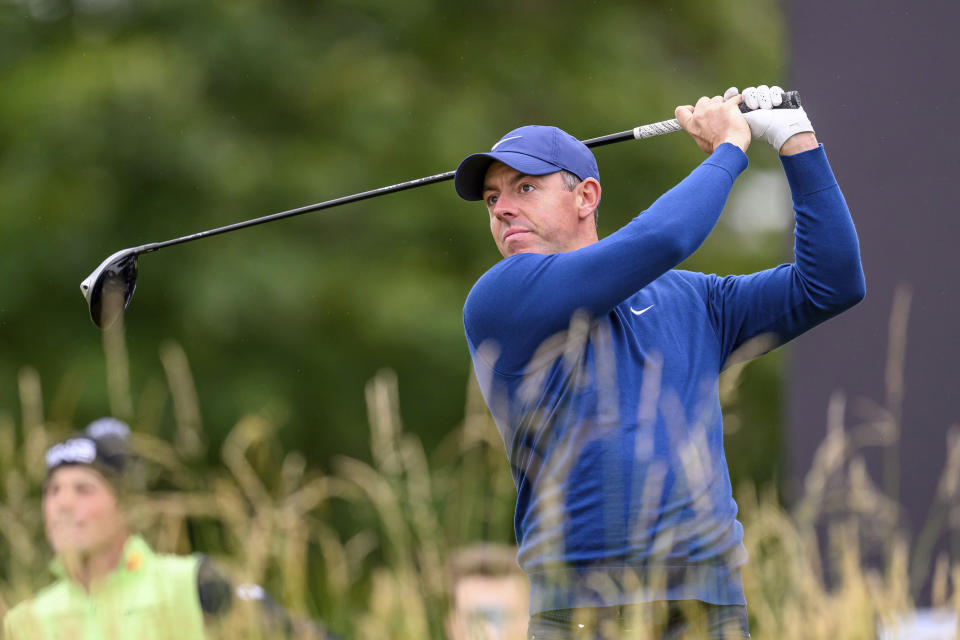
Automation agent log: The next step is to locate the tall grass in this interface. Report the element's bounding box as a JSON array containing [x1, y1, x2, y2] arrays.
[[1, 288, 957, 638]]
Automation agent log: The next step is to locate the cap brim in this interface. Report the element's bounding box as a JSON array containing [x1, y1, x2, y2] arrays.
[[454, 151, 563, 201]]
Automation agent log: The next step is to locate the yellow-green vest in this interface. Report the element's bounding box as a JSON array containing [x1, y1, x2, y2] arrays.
[[3, 535, 208, 640]]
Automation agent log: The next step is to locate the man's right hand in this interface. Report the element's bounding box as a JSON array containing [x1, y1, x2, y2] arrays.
[[675, 94, 751, 154]]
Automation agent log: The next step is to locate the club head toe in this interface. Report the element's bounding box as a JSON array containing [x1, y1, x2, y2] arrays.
[[81, 249, 140, 329]]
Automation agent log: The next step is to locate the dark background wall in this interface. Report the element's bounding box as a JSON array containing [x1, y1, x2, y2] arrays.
[[787, 1, 960, 600]]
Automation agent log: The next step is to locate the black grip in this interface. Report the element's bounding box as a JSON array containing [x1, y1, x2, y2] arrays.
[[738, 90, 801, 113]]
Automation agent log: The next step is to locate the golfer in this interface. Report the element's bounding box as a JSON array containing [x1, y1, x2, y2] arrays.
[[453, 85, 864, 639], [3, 418, 337, 640]]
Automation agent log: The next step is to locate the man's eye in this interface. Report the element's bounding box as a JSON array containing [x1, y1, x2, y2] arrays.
[[520, 184, 534, 193], [486, 194, 498, 206]]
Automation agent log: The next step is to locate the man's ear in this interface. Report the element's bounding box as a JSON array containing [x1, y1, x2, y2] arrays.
[[576, 178, 601, 220]]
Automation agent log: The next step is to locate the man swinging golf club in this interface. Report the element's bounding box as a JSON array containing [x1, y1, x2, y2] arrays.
[[453, 84, 865, 639]]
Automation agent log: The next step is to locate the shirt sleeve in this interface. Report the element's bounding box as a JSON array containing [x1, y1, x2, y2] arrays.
[[196, 559, 343, 639], [3, 612, 17, 640], [196, 555, 233, 616], [464, 143, 749, 374], [703, 144, 866, 366], [2, 605, 40, 640]]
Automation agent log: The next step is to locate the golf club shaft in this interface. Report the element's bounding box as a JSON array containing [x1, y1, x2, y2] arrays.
[[144, 168, 456, 253], [144, 131, 646, 253], [142, 91, 800, 253], [141, 119, 677, 253]]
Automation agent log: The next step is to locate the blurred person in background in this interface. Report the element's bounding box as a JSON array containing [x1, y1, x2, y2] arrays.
[[2, 417, 338, 640], [447, 544, 529, 640]]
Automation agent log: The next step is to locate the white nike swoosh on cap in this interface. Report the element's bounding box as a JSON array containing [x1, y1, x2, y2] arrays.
[[630, 304, 655, 316], [491, 135, 522, 151]]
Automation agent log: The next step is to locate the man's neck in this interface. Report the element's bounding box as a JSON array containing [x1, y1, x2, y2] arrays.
[[62, 531, 130, 592]]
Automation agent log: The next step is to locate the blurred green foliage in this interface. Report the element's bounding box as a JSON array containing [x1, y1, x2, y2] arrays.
[[0, 0, 786, 488]]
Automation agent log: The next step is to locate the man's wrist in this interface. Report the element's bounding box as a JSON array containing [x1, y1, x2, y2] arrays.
[[779, 132, 818, 156], [715, 136, 750, 154]]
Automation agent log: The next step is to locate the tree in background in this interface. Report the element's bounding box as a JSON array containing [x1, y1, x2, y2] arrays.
[[0, 0, 785, 486]]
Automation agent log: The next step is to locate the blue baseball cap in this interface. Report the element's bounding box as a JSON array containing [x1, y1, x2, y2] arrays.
[[454, 125, 600, 201]]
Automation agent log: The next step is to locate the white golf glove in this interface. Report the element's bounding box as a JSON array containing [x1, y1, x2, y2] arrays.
[[724, 85, 814, 152]]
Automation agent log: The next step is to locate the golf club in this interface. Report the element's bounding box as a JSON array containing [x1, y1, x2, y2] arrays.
[[81, 91, 802, 329]]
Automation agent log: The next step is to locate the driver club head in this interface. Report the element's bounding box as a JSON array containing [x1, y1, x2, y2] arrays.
[[80, 248, 140, 329]]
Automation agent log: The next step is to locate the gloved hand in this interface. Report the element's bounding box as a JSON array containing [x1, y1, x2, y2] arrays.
[[724, 85, 814, 152]]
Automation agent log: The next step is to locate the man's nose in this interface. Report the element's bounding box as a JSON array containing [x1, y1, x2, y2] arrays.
[[51, 490, 75, 512], [492, 194, 516, 219]]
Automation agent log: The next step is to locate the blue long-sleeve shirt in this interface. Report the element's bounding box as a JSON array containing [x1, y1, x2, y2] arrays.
[[462, 143, 865, 614]]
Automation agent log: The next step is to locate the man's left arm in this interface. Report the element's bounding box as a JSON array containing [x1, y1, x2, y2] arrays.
[[705, 91, 866, 364], [197, 556, 342, 639]]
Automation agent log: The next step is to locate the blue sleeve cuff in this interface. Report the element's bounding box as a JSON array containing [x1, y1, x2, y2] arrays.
[[702, 143, 749, 182], [779, 143, 838, 196]]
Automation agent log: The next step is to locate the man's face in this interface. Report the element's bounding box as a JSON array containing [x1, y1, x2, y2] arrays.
[[482, 162, 590, 258], [43, 466, 125, 557], [448, 574, 529, 640]]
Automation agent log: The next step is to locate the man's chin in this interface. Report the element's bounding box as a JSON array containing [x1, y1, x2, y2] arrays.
[[52, 541, 92, 555], [48, 532, 95, 557], [501, 243, 541, 257]]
